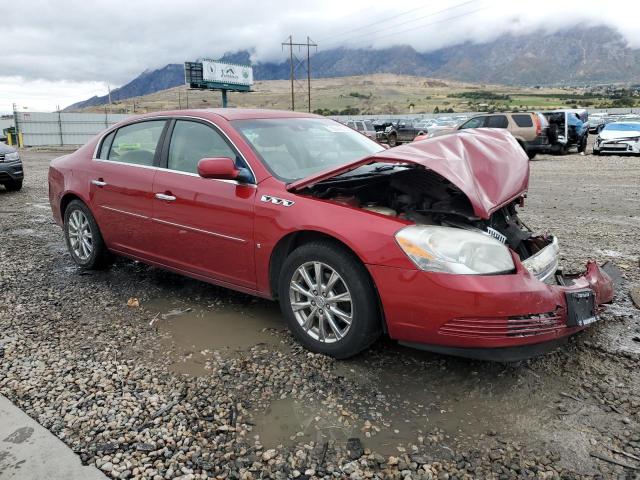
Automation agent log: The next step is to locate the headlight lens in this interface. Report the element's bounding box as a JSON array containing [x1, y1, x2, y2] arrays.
[[4, 151, 19, 161], [395, 225, 515, 274]]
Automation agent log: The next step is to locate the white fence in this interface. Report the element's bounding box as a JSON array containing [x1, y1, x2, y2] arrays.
[[16, 112, 130, 147], [12, 107, 640, 147]]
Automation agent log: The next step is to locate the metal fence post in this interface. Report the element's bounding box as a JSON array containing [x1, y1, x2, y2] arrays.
[[57, 106, 64, 146]]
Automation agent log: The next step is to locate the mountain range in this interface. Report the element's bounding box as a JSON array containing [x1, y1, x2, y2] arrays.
[[65, 25, 640, 111]]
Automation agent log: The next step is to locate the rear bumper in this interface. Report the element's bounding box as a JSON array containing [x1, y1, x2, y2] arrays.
[[0, 161, 24, 183], [368, 260, 614, 359]]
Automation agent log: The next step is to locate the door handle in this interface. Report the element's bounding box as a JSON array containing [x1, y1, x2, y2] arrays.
[[91, 179, 107, 187], [155, 193, 176, 202]]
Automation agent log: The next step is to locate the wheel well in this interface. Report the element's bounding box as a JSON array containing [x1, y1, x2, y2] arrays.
[[60, 193, 83, 217], [269, 230, 387, 333]]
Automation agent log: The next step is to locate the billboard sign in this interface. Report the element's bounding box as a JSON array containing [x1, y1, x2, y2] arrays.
[[201, 60, 253, 87]]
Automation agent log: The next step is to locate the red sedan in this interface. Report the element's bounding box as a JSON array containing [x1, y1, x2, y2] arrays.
[[48, 109, 614, 360]]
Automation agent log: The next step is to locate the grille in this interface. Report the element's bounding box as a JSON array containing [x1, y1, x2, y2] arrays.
[[439, 312, 564, 339], [601, 143, 628, 151]]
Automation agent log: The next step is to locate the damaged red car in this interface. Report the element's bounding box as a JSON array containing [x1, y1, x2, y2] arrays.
[[48, 109, 614, 361]]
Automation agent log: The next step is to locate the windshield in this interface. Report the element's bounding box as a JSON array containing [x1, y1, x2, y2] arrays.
[[232, 118, 385, 182], [604, 123, 640, 131]]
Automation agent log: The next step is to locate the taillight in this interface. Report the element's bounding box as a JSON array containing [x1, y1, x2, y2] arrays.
[[533, 114, 541, 136]]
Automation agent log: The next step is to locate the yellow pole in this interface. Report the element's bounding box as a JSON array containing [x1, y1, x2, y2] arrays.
[[7, 133, 12, 146], [18, 132, 23, 148]]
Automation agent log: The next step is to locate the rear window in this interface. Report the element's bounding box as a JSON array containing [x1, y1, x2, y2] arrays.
[[512, 114, 533, 128]]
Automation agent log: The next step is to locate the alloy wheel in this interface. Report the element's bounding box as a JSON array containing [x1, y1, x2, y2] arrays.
[[289, 261, 353, 343], [67, 209, 93, 261]]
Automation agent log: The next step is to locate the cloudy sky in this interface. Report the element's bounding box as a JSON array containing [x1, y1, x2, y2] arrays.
[[2, 0, 639, 113]]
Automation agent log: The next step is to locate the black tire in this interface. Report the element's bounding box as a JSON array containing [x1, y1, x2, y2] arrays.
[[592, 149, 600, 156], [278, 241, 381, 359], [527, 150, 537, 160], [63, 200, 111, 269], [4, 180, 22, 191], [547, 124, 559, 144], [387, 133, 397, 147]]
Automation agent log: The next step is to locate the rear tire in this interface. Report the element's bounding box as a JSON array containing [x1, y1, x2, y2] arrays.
[[278, 241, 381, 359], [4, 180, 22, 191], [387, 133, 397, 147], [63, 200, 110, 269], [527, 150, 537, 160]]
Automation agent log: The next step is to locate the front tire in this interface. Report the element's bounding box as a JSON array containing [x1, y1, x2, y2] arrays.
[[278, 241, 381, 359], [63, 200, 110, 269], [3, 179, 22, 191]]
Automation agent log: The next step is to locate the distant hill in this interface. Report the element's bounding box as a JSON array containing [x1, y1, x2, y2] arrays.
[[65, 25, 640, 110]]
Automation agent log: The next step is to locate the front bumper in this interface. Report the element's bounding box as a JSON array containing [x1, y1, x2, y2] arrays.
[[594, 139, 640, 155], [368, 259, 614, 359], [0, 160, 24, 183]]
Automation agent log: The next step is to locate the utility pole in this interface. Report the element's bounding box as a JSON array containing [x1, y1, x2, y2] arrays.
[[107, 85, 112, 113], [281, 36, 317, 112]]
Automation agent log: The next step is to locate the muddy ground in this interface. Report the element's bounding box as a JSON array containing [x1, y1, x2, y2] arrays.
[[0, 146, 639, 479]]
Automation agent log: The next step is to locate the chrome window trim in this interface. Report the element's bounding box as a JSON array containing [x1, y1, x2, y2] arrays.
[[157, 167, 257, 188], [92, 114, 258, 185], [151, 218, 247, 243]]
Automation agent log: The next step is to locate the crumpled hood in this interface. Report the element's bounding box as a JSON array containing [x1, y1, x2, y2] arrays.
[[287, 128, 529, 219]]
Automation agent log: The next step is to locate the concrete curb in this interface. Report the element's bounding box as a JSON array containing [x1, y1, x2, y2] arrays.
[[0, 394, 105, 479]]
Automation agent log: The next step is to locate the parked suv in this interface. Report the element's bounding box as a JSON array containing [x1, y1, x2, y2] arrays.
[[0, 143, 24, 191], [428, 112, 549, 159]]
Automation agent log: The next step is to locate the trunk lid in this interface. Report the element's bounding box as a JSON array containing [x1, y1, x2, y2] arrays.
[[287, 128, 529, 219]]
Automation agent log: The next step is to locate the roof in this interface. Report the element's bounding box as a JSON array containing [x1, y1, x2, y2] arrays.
[[129, 108, 321, 122]]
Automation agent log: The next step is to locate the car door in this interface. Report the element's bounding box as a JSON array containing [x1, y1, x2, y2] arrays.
[[150, 119, 257, 289], [90, 119, 167, 256]]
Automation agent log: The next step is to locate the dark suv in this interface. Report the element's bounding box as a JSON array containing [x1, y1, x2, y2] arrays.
[[0, 143, 24, 191]]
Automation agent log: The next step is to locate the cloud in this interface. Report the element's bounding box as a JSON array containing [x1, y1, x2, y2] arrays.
[[2, 0, 639, 111]]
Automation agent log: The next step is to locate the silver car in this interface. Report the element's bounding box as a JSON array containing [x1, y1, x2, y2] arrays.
[[593, 122, 640, 155]]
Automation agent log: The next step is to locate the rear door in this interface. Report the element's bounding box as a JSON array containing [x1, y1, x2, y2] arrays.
[[150, 119, 257, 288], [90, 119, 167, 256]]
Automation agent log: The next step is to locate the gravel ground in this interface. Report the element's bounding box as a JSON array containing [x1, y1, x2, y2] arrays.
[[0, 147, 639, 479]]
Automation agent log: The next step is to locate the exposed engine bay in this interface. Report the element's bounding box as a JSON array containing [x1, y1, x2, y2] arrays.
[[305, 164, 554, 262]]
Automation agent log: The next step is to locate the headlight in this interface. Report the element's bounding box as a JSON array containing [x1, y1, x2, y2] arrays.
[[395, 225, 515, 275], [4, 151, 19, 162]]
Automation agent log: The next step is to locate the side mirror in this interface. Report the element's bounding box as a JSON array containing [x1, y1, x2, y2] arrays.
[[197, 157, 239, 180]]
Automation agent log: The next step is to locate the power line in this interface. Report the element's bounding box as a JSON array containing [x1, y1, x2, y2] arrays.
[[322, 0, 481, 48], [317, 3, 436, 43], [310, 3, 488, 79], [366, 5, 489, 42]]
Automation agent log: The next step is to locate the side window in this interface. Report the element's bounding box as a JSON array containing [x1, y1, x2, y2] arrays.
[[168, 120, 237, 175], [355, 121, 365, 131], [107, 121, 166, 166], [98, 130, 116, 159], [486, 115, 508, 128], [512, 114, 533, 127], [459, 117, 485, 129]]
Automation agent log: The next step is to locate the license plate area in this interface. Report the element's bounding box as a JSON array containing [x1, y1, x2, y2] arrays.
[[565, 290, 597, 327]]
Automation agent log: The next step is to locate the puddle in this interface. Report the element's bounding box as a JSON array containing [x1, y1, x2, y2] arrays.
[[252, 348, 562, 455], [144, 298, 286, 375]]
